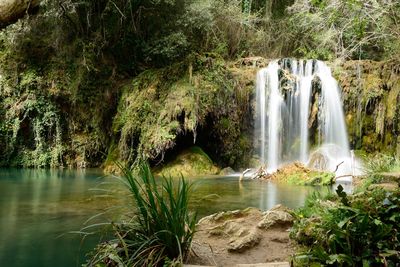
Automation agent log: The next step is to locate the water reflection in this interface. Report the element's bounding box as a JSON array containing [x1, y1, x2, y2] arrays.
[[0, 170, 332, 267], [0, 169, 108, 267], [188, 176, 331, 217]]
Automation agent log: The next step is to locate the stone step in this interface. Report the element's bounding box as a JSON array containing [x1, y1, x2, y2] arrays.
[[236, 263, 290, 267], [184, 262, 290, 267]]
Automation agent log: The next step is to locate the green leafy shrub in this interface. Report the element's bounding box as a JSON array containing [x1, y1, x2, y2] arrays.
[[291, 185, 400, 266], [86, 162, 197, 266]]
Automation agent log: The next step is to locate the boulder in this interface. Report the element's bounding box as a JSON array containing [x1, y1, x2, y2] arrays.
[[219, 166, 235, 175], [0, 0, 40, 26], [189, 205, 296, 265], [198, 208, 258, 225], [257, 205, 294, 230], [196, 206, 294, 252], [227, 228, 261, 252], [154, 146, 220, 177]]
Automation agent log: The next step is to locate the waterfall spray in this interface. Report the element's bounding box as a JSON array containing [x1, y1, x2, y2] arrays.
[[255, 59, 355, 177]]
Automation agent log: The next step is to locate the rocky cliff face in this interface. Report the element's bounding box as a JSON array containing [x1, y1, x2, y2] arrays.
[[0, 52, 398, 168], [109, 56, 255, 170], [335, 60, 400, 156]]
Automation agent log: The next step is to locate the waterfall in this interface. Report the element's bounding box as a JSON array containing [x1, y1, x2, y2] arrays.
[[255, 59, 355, 177]]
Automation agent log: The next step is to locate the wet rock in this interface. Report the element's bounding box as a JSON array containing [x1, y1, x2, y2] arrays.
[[257, 205, 293, 230]]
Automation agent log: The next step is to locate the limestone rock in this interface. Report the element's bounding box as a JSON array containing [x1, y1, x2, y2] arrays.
[[0, 0, 40, 26], [257, 205, 293, 230], [198, 208, 259, 225], [227, 229, 261, 252], [190, 206, 296, 265], [200, 210, 263, 253]]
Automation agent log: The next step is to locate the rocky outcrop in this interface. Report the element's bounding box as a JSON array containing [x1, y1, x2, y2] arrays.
[[0, 0, 40, 27], [250, 162, 335, 186], [274, 59, 400, 156], [334, 60, 400, 155], [188, 206, 295, 266], [114, 56, 255, 170], [257, 205, 294, 230]]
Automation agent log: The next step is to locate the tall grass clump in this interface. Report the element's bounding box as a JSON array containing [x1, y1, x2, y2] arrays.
[[362, 154, 400, 185], [364, 154, 399, 174], [86, 162, 196, 266]]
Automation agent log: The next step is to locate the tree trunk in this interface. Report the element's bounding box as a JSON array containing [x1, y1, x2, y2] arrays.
[[0, 0, 40, 26]]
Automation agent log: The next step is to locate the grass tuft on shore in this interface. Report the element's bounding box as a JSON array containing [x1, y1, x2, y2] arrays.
[[86, 162, 196, 266]]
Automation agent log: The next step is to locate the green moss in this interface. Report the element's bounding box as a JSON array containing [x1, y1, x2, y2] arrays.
[[363, 74, 383, 99], [270, 163, 335, 186], [113, 55, 253, 169], [286, 171, 335, 186], [154, 146, 219, 177], [336, 60, 400, 154], [114, 68, 198, 163]]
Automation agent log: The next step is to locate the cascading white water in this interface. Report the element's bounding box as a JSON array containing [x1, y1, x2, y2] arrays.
[[255, 59, 356, 177], [299, 61, 313, 163], [315, 61, 349, 154], [266, 62, 282, 171]]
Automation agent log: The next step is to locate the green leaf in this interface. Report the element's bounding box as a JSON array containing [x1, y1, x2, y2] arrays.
[[338, 218, 350, 228]]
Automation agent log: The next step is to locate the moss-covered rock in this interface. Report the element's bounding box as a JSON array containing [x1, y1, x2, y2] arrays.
[[0, 13, 121, 167], [154, 146, 219, 177], [264, 162, 335, 186], [335, 60, 400, 155], [112, 54, 254, 169]]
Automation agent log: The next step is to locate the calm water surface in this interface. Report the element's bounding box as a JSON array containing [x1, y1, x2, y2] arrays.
[[0, 169, 331, 267]]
